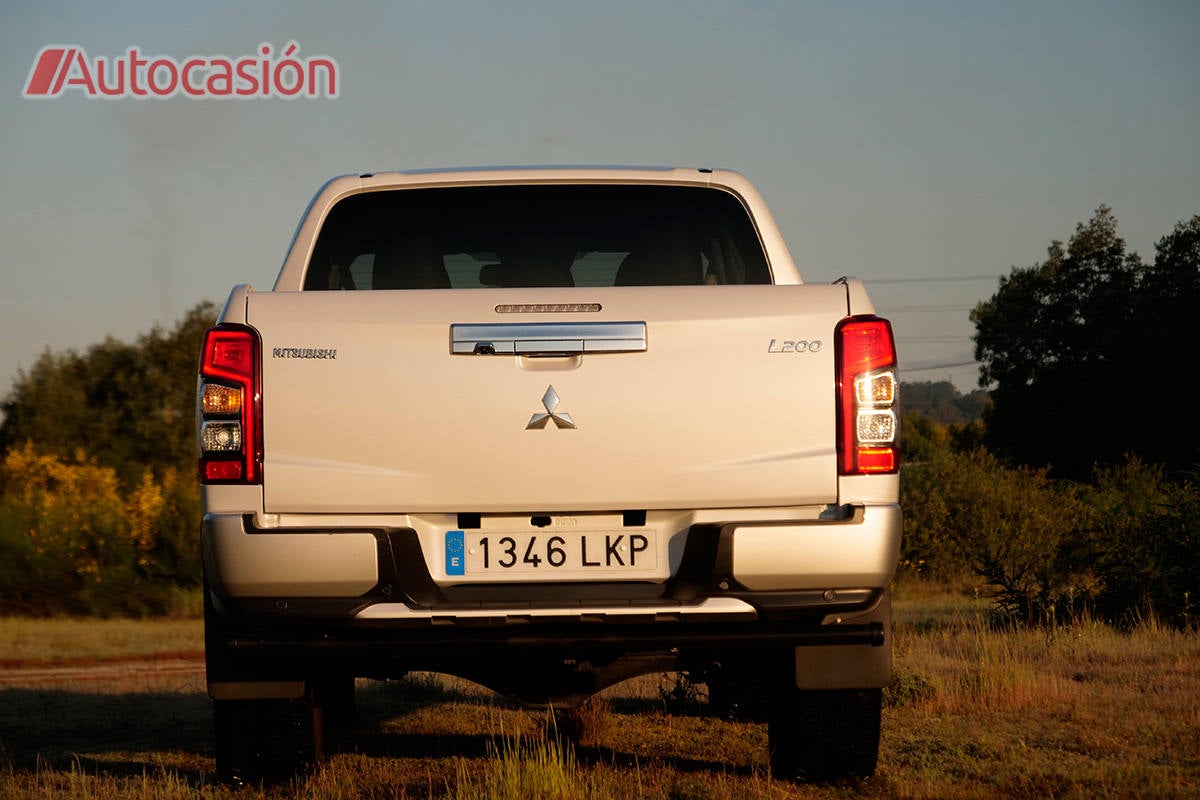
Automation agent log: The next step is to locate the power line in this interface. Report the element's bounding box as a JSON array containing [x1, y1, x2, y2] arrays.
[[903, 360, 980, 371], [865, 275, 1003, 284], [897, 336, 973, 343], [877, 305, 975, 312]]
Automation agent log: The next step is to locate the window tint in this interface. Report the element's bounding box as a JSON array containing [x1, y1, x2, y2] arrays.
[[303, 185, 770, 290]]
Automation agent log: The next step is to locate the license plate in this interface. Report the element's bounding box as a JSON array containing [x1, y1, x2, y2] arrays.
[[444, 530, 656, 576]]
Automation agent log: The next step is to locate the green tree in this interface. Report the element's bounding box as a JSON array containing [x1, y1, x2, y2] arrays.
[[899, 410, 951, 463], [900, 381, 989, 426], [0, 302, 218, 485], [972, 207, 1199, 477], [1128, 215, 1200, 471]]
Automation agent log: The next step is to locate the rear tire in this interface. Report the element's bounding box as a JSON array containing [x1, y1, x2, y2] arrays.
[[767, 681, 881, 783], [206, 587, 326, 784]]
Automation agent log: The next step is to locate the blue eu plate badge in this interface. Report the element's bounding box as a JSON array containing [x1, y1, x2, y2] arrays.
[[445, 530, 465, 576]]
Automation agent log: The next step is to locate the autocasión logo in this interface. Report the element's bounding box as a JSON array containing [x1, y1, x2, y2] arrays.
[[23, 41, 338, 99]]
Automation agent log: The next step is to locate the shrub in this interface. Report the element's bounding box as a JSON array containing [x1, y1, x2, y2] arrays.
[[1085, 459, 1200, 628], [902, 448, 1093, 623], [904, 447, 1200, 628], [0, 442, 200, 616]]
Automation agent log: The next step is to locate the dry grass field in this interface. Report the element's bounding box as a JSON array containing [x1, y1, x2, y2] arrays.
[[0, 590, 1196, 799]]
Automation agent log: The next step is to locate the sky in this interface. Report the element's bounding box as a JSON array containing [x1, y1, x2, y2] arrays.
[[1, 1, 1197, 398]]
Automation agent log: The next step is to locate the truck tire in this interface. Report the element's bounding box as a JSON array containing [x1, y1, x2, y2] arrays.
[[767, 684, 881, 783], [214, 694, 321, 785], [206, 587, 323, 784]]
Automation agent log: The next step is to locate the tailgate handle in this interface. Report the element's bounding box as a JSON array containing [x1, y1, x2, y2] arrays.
[[451, 322, 646, 356]]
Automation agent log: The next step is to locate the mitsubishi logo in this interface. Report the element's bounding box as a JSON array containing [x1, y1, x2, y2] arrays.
[[526, 385, 576, 430]]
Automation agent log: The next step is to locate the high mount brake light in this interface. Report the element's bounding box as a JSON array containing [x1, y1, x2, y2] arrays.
[[836, 316, 899, 475], [198, 325, 262, 484]]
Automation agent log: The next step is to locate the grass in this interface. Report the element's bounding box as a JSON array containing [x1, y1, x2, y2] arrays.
[[450, 732, 580, 800], [0, 616, 203, 663], [1, 590, 1197, 798], [884, 589, 1200, 798]]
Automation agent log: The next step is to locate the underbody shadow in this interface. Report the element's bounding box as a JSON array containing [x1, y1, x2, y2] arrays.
[[0, 676, 753, 784]]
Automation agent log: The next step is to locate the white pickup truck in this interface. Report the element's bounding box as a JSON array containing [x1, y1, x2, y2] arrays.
[[198, 166, 901, 784]]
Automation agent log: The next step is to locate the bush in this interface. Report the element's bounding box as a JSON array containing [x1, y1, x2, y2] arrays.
[[1085, 459, 1200, 628], [902, 448, 1093, 623], [903, 447, 1200, 628], [0, 442, 200, 616]]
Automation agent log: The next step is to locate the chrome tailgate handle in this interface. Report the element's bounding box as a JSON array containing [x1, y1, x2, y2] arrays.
[[451, 322, 646, 356]]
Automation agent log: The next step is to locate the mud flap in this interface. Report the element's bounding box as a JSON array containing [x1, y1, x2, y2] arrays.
[[791, 590, 891, 689]]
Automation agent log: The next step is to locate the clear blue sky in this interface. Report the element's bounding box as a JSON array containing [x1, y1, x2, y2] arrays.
[[1, 1, 1197, 396]]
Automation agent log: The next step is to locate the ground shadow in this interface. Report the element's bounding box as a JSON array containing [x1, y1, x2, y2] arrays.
[[573, 740, 759, 778], [0, 687, 212, 783], [0, 676, 753, 783]]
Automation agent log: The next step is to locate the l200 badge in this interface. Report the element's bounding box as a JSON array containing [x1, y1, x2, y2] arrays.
[[767, 339, 823, 353]]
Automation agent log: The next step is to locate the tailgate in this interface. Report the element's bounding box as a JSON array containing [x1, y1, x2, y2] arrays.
[[250, 285, 847, 514]]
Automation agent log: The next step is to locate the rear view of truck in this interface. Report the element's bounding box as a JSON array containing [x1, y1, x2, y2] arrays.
[[198, 167, 900, 783]]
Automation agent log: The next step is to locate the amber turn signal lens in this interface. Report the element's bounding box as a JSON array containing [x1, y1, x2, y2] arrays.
[[202, 383, 243, 415]]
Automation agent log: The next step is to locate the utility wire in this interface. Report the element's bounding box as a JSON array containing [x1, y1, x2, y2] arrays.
[[897, 336, 973, 342], [903, 360, 980, 371], [865, 275, 1003, 284], [877, 305, 975, 312]]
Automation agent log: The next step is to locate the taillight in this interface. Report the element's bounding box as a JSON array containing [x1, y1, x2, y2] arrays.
[[836, 316, 899, 475], [198, 325, 262, 484]]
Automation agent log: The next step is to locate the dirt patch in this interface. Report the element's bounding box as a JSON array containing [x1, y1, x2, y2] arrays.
[[0, 651, 204, 687]]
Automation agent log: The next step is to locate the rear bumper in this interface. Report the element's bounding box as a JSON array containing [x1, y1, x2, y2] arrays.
[[207, 590, 893, 699], [728, 504, 901, 591], [203, 504, 899, 633], [204, 506, 899, 698]]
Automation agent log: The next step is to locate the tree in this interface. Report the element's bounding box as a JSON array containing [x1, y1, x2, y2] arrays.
[[899, 411, 951, 463], [972, 207, 1199, 477], [900, 381, 988, 426], [0, 302, 218, 485], [1130, 215, 1200, 471]]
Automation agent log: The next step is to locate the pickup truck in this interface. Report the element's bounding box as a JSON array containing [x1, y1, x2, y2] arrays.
[[198, 166, 901, 784]]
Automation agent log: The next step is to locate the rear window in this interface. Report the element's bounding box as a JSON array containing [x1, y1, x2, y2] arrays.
[[303, 185, 770, 290]]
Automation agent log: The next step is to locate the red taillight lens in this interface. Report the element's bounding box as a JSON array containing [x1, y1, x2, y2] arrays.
[[855, 446, 897, 473], [202, 329, 256, 384], [203, 460, 244, 482], [839, 318, 896, 376], [198, 325, 262, 484], [836, 316, 899, 475]]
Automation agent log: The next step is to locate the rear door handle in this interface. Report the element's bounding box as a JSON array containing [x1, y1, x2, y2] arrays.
[[451, 322, 647, 356]]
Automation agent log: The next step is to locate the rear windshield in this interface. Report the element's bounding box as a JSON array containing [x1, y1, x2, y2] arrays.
[[303, 184, 771, 290]]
